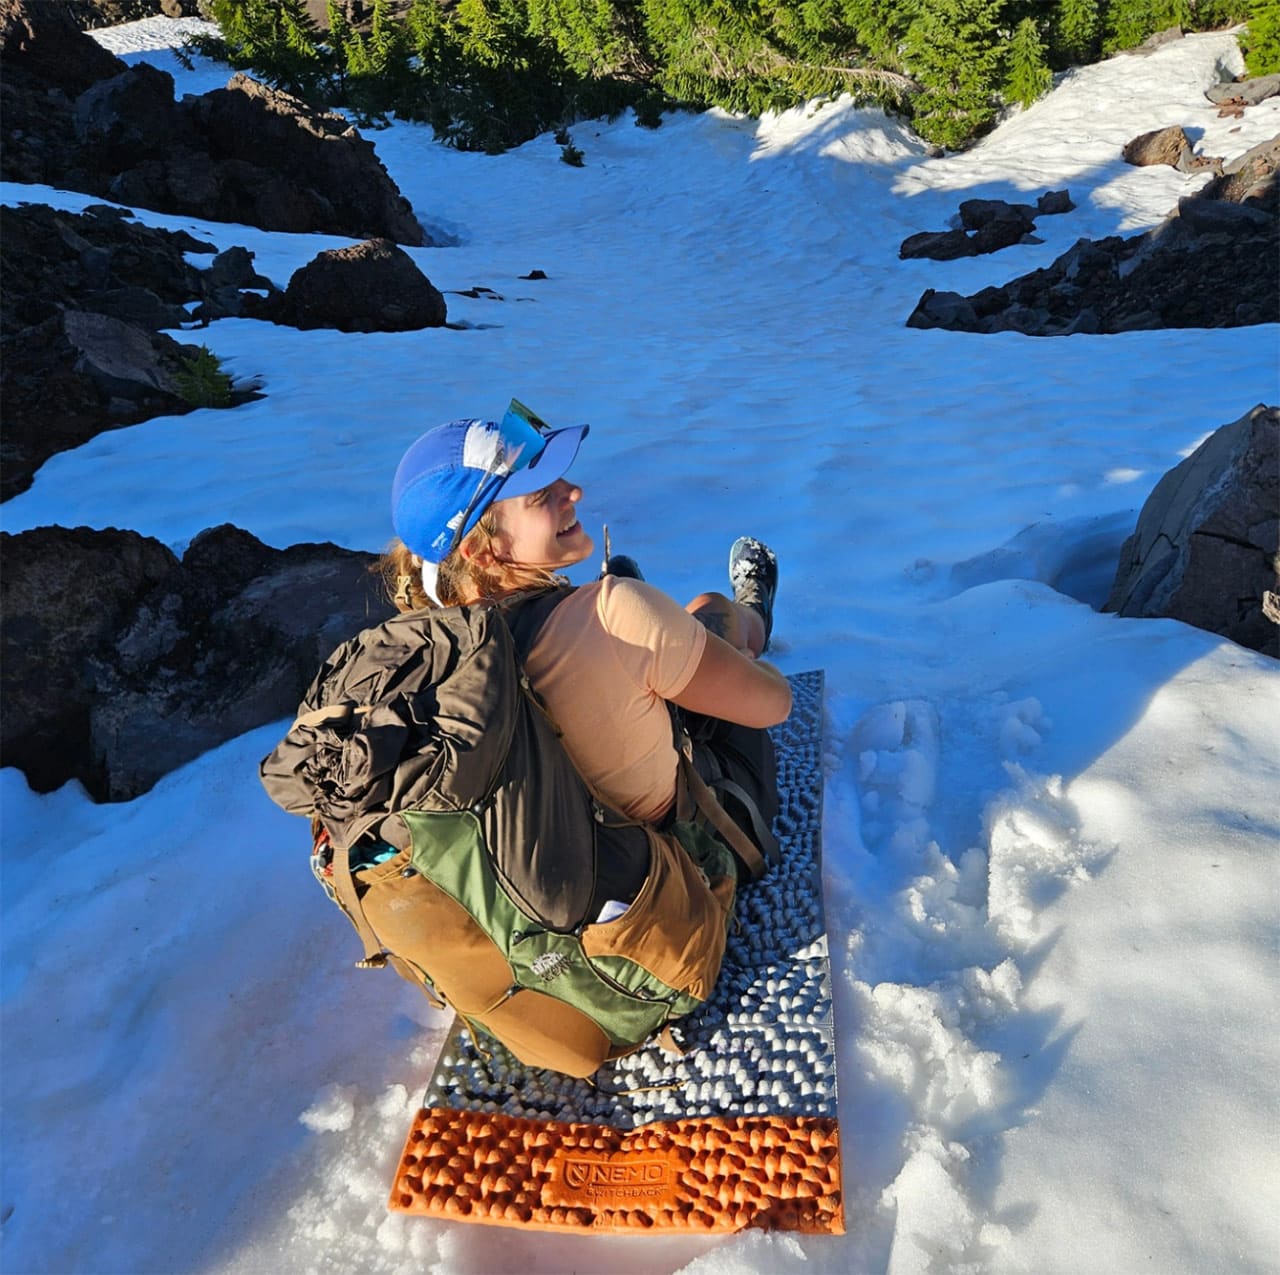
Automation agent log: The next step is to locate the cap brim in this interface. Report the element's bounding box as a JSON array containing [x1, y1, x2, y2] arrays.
[[494, 423, 589, 502]]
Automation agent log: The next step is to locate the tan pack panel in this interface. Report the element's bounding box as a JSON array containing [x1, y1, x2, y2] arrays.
[[358, 851, 513, 1015], [476, 988, 612, 1077], [582, 828, 732, 1003]]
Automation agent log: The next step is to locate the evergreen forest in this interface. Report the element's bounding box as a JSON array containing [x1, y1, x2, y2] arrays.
[[188, 0, 1277, 154]]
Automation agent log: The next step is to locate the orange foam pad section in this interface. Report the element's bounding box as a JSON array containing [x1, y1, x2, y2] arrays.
[[389, 1108, 844, 1234]]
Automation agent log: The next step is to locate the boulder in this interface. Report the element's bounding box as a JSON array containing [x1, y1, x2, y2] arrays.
[[1104, 405, 1279, 657], [0, 524, 397, 801], [957, 198, 1037, 231], [0, 0, 124, 96], [265, 238, 447, 332], [899, 228, 975, 261], [1122, 125, 1193, 170], [905, 289, 978, 328], [1198, 135, 1278, 206], [62, 308, 187, 399], [1206, 74, 1280, 107], [0, 312, 199, 500], [1175, 195, 1271, 234], [900, 191, 1068, 260], [1036, 189, 1075, 215], [73, 61, 183, 167]]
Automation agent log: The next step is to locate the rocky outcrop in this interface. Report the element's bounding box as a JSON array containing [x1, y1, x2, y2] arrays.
[[1104, 405, 1279, 658], [0, 524, 396, 801], [0, 3, 426, 244], [254, 238, 447, 332], [0, 203, 269, 500], [0, 0, 124, 93], [1198, 136, 1279, 205], [65, 1, 206, 26], [906, 138, 1277, 336], [900, 191, 1075, 261], [0, 0, 127, 186], [1, 201, 214, 332]]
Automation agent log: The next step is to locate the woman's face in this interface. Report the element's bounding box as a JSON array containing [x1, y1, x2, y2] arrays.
[[487, 478, 594, 571]]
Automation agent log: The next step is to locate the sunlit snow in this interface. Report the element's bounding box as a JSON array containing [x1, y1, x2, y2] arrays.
[[2, 19, 1277, 1275]]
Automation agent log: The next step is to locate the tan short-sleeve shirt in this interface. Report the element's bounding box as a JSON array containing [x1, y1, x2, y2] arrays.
[[524, 578, 707, 823]]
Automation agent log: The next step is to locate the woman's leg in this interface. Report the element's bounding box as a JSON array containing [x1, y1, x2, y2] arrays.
[[686, 591, 766, 658]]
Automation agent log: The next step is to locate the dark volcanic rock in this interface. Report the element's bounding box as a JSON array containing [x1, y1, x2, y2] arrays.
[[169, 74, 425, 242], [0, 203, 271, 500], [0, 524, 396, 801], [0, 0, 126, 184], [900, 228, 980, 261], [263, 238, 447, 332], [65, 1, 205, 26], [0, 0, 125, 95], [1104, 405, 1279, 658], [0, 202, 214, 336], [1, 6, 426, 244], [899, 191, 1071, 260], [0, 310, 198, 501], [905, 144, 1278, 336], [1198, 135, 1279, 204]]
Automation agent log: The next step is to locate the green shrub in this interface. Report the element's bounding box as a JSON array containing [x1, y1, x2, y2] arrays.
[[1241, 0, 1280, 73], [1190, 0, 1252, 25], [176, 346, 234, 409]]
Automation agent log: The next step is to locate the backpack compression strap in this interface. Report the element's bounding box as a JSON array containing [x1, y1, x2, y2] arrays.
[[677, 742, 767, 881], [294, 702, 389, 967]]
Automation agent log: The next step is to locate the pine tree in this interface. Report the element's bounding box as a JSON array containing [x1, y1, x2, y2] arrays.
[[902, 0, 1006, 149], [1103, 0, 1151, 49], [1053, 0, 1100, 63], [1190, 0, 1251, 26], [1004, 15, 1051, 106], [838, 0, 920, 70], [1241, 0, 1280, 73], [526, 0, 646, 78], [1103, 0, 1193, 52]]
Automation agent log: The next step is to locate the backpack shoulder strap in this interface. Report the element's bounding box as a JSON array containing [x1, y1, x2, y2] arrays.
[[497, 585, 576, 662]]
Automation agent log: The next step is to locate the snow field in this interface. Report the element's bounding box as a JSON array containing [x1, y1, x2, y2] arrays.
[[1, 18, 1277, 1275]]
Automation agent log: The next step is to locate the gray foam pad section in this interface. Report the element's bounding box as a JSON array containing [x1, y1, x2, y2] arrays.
[[424, 670, 834, 1129]]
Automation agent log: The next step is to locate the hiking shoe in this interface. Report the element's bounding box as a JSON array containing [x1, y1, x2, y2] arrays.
[[728, 536, 777, 652], [602, 554, 645, 581]]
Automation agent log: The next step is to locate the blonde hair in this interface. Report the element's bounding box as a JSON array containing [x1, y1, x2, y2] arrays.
[[378, 508, 563, 613]]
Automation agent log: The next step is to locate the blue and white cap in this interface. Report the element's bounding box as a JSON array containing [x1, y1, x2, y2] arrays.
[[391, 401, 588, 592]]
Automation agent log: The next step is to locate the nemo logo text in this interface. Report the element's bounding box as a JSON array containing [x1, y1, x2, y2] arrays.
[[562, 1159, 669, 1190]]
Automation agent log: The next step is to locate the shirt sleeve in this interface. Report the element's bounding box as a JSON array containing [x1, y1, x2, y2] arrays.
[[596, 577, 708, 700]]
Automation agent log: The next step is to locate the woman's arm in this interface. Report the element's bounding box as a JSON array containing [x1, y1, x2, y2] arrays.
[[670, 631, 792, 728]]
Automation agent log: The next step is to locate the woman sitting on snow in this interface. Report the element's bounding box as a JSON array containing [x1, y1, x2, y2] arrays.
[[380, 401, 789, 884]]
